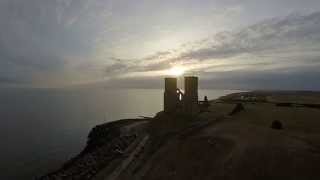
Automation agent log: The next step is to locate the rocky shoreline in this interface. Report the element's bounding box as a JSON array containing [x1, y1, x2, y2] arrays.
[[40, 118, 150, 179]]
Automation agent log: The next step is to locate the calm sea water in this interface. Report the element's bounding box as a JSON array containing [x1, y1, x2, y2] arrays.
[[0, 88, 241, 179]]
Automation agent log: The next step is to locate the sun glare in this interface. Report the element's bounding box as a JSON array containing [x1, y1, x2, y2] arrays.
[[168, 66, 186, 76]]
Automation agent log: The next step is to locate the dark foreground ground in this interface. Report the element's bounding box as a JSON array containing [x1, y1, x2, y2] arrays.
[[41, 91, 320, 180]]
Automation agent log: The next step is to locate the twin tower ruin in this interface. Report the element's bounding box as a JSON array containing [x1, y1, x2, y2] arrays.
[[164, 76, 199, 114]]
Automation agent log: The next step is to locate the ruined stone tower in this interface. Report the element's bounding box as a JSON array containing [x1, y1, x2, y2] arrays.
[[164, 77, 179, 113], [163, 76, 199, 114], [184, 76, 198, 114]]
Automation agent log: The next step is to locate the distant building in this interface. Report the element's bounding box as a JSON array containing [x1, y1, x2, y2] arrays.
[[163, 76, 199, 115]]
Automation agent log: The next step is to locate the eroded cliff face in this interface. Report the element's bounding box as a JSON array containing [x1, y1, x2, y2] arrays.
[[40, 104, 236, 180], [40, 118, 149, 180]]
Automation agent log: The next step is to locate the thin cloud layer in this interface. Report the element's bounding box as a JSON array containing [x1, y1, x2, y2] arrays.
[[0, 0, 112, 86], [0, 0, 320, 89], [105, 12, 320, 89]]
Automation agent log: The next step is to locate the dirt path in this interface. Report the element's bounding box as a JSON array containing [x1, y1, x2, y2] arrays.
[[105, 135, 149, 180]]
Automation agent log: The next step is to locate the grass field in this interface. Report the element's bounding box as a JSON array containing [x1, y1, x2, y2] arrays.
[[127, 91, 320, 180]]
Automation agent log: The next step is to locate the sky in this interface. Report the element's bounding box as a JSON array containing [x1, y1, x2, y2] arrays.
[[1, 0, 320, 90]]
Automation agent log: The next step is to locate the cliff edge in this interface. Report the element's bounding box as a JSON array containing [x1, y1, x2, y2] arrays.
[[41, 91, 320, 180]]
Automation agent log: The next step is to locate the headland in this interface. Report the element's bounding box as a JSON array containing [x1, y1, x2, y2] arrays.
[[41, 78, 320, 180]]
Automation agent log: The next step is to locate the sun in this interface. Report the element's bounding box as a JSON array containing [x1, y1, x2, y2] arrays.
[[168, 66, 186, 76]]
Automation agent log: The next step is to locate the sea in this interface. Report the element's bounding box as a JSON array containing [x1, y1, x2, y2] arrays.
[[0, 88, 241, 179]]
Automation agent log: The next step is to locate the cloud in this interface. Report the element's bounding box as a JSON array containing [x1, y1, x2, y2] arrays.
[[178, 12, 320, 61], [200, 65, 320, 90], [0, 0, 113, 86], [105, 11, 320, 90], [0, 0, 319, 90]]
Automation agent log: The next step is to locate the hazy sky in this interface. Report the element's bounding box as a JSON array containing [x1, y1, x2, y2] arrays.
[[1, 0, 320, 89]]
